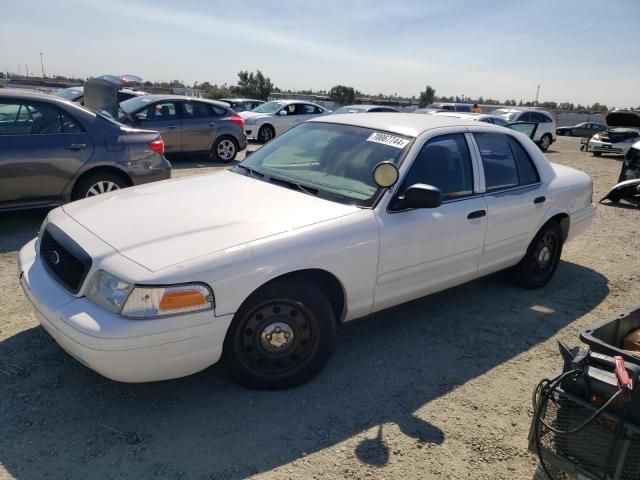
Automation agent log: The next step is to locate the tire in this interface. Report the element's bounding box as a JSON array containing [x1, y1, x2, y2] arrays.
[[514, 221, 564, 289], [592, 152, 602, 157], [533, 464, 567, 480], [539, 134, 552, 152], [72, 171, 128, 200], [565, 130, 572, 137], [211, 136, 238, 163], [221, 280, 337, 389], [258, 124, 275, 144]]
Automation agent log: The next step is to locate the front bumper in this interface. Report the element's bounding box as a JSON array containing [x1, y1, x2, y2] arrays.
[[18, 238, 233, 383], [587, 139, 630, 155]]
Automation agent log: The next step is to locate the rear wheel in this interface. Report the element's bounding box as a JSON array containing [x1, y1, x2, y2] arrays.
[[565, 130, 572, 137], [514, 221, 563, 289], [258, 125, 275, 144], [72, 171, 128, 200], [211, 136, 238, 163], [222, 280, 337, 389]]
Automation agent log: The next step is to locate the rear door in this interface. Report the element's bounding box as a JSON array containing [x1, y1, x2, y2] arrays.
[[180, 101, 226, 152], [471, 131, 548, 274], [0, 100, 94, 207], [134, 100, 182, 153]]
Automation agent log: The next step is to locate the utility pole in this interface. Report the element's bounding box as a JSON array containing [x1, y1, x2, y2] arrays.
[[535, 84, 540, 105], [25, 64, 29, 77], [39, 52, 45, 78]]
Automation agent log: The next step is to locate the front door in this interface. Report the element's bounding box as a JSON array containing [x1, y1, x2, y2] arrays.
[[134, 100, 182, 153], [0, 100, 94, 207], [272, 103, 302, 136], [374, 132, 488, 310]]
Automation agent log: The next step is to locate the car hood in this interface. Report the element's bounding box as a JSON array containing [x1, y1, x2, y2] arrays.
[[606, 111, 640, 128], [239, 111, 272, 120], [62, 170, 359, 271]]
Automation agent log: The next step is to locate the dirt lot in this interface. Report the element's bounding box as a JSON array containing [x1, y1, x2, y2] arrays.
[[1, 137, 638, 480]]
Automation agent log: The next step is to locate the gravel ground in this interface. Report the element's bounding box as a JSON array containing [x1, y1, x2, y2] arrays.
[[1, 137, 638, 480]]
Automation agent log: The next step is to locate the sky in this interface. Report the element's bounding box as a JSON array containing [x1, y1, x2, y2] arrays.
[[2, 0, 639, 108]]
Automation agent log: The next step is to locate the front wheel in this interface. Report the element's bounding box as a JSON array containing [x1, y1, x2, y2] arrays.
[[258, 125, 275, 144], [592, 152, 602, 157], [514, 221, 563, 289], [222, 280, 337, 389], [211, 136, 238, 163], [539, 134, 552, 152], [565, 130, 572, 137]]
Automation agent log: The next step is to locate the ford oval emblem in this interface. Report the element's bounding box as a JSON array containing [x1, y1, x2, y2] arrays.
[[50, 250, 61, 265]]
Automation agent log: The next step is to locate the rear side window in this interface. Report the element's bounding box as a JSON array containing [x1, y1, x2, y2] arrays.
[[183, 101, 216, 118], [475, 132, 539, 190], [400, 133, 474, 200], [532, 112, 551, 123], [474, 132, 518, 190], [518, 112, 532, 122], [508, 137, 539, 185], [0, 102, 85, 135]]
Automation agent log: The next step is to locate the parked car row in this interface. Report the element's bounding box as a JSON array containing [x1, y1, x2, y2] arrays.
[[0, 89, 171, 211]]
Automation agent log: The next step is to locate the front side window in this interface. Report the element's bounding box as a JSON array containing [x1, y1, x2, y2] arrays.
[[474, 132, 539, 191], [398, 133, 474, 201], [236, 122, 412, 207]]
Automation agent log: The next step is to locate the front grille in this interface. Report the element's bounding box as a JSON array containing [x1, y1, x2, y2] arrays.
[[534, 388, 640, 479], [40, 227, 92, 294]]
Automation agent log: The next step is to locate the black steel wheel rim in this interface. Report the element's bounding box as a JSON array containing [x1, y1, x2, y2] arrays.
[[235, 300, 317, 376], [532, 231, 557, 282]]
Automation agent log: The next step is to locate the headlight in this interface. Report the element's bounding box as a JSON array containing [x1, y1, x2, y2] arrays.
[[592, 134, 601, 140], [244, 117, 256, 125], [85, 270, 134, 314], [121, 284, 213, 318], [86, 271, 214, 319], [37, 215, 49, 246]]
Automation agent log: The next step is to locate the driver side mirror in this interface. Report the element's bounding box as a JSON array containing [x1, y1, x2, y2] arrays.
[[391, 184, 443, 210], [278, 110, 288, 116]]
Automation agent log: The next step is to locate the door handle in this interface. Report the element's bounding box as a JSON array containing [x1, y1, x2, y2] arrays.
[[534, 196, 546, 204], [467, 209, 486, 219], [65, 143, 87, 150], [167, 125, 177, 130]]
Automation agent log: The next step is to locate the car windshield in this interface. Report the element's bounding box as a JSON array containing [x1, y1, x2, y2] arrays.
[[235, 122, 412, 207], [252, 101, 285, 113], [54, 88, 83, 100], [332, 106, 367, 114], [492, 109, 520, 121]]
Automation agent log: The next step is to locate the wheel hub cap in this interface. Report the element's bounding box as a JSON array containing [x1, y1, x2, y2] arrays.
[[260, 322, 294, 352], [86, 181, 120, 197], [537, 246, 551, 265]]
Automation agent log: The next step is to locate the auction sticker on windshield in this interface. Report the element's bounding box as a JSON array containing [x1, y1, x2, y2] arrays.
[[366, 132, 410, 149]]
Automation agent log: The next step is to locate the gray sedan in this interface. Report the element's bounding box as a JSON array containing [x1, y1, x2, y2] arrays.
[[556, 122, 606, 137], [119, 96, 247, 162], [0, 89, 171, 211]]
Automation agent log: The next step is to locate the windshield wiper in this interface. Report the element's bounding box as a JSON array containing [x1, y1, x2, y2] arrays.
[[267, 176, 319, 196], [235, 164, 265, 178]]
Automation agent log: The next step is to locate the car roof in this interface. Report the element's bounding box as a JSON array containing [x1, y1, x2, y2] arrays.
[[337, 104, 397, 110], [310, 112, 503, 137], [1, 88, 77, 105], [268, 99, 320, 106], [135, 94, 231, 108], [220, 98, 263, 102]]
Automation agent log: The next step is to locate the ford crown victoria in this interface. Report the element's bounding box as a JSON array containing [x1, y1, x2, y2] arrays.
[[18, 114, 595, 389]]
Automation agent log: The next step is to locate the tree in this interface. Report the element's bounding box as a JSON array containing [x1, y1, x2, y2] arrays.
[[329, 85, 356, 106], [233, 70, 274, 100], [418, 85, 436, 108]]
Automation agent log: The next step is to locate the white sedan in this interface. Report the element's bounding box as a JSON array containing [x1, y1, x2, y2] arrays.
[[239, 100, 330, 143], [18, 114, 595, 389]]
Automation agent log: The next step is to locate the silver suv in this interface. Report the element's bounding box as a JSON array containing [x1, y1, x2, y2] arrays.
[[491, 108, 556, 151]]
